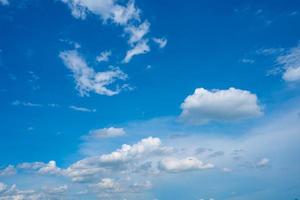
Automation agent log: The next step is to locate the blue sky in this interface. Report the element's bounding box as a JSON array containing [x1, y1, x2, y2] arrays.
[[0, 0, 300, 199]]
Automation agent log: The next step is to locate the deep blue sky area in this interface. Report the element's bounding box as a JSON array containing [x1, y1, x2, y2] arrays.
[[0, 0, 300, 199]]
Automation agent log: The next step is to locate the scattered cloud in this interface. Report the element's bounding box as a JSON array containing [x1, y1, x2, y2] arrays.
[[240, 58, 254, 64], [96, 50, 111, 62], [12, 100, 43, 107], [61, 0, 161, 64], [256, 48, 285, 56], [59, 49, 129, 96], [180, 87, 263, 125], [123, 39, 150, 63], [159, 157, 214, 173], [152, 37, 167, 49], [69, 105, 96, 112], [85, 127, 125, 139], [277, 44, 300, 82], [125, 21, 150, 45]]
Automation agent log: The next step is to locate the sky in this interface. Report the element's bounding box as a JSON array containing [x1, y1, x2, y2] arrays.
[[0, 0, 300, 199]]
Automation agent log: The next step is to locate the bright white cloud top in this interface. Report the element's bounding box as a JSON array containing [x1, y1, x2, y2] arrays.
[[180, 87, 263, 124]]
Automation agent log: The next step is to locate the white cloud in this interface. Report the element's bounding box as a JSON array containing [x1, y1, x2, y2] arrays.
[[12, 100, 42, 107], [59, 49, 128, 96], [93, 178, 120, 191], [0, 183, 68, 200], [0, 165, 16, 176], [277, 44, 300, 82], [240, 58, 254, 64], [123, 40, 150, 63], [0, 0, 9, 6], [61, 0, 159, 63], [96, 50, 111, 62], [61, 0, 140, 24], [86, 127, 125, 139], [125, 21, 150, 45], [18, 161, 62, 175], [152, 37, 167, 49], [69, 105, 96, 112], [159, 157, 214, 173], [256, 158, 269, 168], [100, 137, 163, 163], [180, 87, 263, 124]]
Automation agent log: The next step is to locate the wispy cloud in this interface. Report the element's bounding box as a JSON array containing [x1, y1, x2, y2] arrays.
[[69, 105, 96, 113], [152, 37, 167, 49], [59, 49, 129, 96], [96, 50, 111, 62], [12, 100, 43, 107]]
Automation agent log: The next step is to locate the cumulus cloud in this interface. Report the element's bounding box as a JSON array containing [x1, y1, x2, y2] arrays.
[[100, 137, 163, 163], [159, 157, 214, 173], [277, 44, 300, 82], [0, 183, 68, 200], [0, 165, 16, 176], [85, 127, 125, 139], [69, 105, 96, 112], [18, 161, 62, 175], [152, 37, 167, 48], [93, 178, 120, 191], [180, 87, 263, 124], [59, 49, 128, 96], [96, 50, 111, 62]]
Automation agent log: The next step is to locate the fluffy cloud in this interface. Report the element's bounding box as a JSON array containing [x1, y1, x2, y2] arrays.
[[59, 49, 128, 96], [0, 165, 16, 176], [159, 157, 214, 173], [277, 45, 300, 82], [93, 178, 120, 191], [18, 161, 62, 175], [0, 183, 68, 200], [100, 137, 163, 163], [180, 87, 263, 124], [152, 37, 167, 49], [96, 50, 111, 62], [86, 127, 125, 139]]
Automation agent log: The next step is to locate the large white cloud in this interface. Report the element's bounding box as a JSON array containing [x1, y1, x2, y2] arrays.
[[59, 49, 128, 96], [180, 87, 263, 124], [159, 157, 214, 173]]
